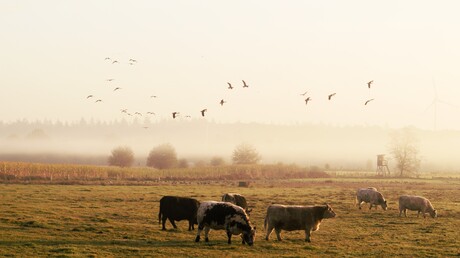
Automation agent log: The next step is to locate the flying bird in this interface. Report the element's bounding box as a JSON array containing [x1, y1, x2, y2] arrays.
[[121, 109, 128, 113], [150, 95, 157, 98], [220, 99, 226, 106], [185, 115, 191, 118], [172, 112, 179, 119], [143, 126, 149, 129], [305, 97, 311, 105], [86, 95, 93, 99], [104, 57, 111, 60], [242, 80, 249, 88], [95, 99, 102, 103], [113, 87, 121, 91], [365, 98, 375, 105], [134, 112, 142, 116], [112, 60, 118, 64], [328, 93, 336, 100], [201, 109, 207, 117], [106, 79, 114, 82], [367, 80, 373, 88], [227, 82, 233, 89], [300, 91, 308, 96], [147, 112, 155, 115], [129, 59, 137, 63]]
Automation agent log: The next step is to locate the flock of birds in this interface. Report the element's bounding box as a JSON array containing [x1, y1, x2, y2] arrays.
[[86, 57, 377, 125]]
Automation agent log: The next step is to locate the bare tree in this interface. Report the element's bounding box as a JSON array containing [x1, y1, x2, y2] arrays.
[[232, 143, 261, 165], [389, 127, 421, 177], [108, 146, 134, 168], [146, 143, 178, 169]]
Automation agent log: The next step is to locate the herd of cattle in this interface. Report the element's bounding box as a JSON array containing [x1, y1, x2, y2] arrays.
[[158, 188, 437, 245]]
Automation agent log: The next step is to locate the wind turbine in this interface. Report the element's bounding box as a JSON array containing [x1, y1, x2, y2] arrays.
[[424, 78, 457, 130]]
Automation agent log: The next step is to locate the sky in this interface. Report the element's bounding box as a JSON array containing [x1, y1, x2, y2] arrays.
[[1, 1, 460, 130]]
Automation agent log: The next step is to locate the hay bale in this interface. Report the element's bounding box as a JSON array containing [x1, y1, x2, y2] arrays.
[[238, 181, 250, 187]]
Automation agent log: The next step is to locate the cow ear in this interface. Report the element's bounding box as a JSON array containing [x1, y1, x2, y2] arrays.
[[253, 226, 256, 231]]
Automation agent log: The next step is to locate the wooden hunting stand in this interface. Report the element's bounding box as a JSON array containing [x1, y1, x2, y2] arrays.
[[376, 154, 390, 176]]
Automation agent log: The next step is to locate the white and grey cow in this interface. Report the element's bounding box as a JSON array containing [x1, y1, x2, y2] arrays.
[[399, 195, 437, 218], [194, 201, 256, 245], [264, 204, 336, 242], [356, 187, 388, 210]]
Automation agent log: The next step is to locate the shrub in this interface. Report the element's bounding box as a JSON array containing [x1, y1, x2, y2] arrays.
[[232, 143, 261, 165], [146, 143, 177, 169], [108, 146, 134, 168], [210, 156, 226, 166]]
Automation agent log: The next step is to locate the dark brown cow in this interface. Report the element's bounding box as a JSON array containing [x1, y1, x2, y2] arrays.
[[158, 196, 200, 231], [221, 193, 252, 214], [264, 204, 336, 242]]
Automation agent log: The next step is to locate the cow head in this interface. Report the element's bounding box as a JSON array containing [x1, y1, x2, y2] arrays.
[[242, 226, 256, 246], [430, 209, 437, 218], [381, 200, 388, 211], [323, 204, 336, 218]]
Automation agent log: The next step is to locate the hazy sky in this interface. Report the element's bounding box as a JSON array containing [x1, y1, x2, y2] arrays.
[[2, 1, 460, 130]]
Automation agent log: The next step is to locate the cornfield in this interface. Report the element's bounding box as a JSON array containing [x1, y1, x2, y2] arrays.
[[0, 161, 330, 184]]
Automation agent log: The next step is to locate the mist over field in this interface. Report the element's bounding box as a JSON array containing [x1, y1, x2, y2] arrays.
[[1, 119, 459, 172]]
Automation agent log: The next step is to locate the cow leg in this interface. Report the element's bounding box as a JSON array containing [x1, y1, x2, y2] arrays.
[[188, 220, 192, 231], [226, 231, 232, 244], [357, 200, 362, 209], [161, 217, 167, 230], [265, 225, 274, 241], [417, 211, 420, 218], [404, 209, 407, 217], [305, 229, 311, 242], [204, 226, 211, 242], [195, 224, 205, 242], [168, 218, 177, 229], [399, 209, 402, 217], [275, 228, 282, 241]]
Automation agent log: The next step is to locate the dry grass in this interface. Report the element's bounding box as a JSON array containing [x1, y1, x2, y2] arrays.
[[0, 176, 459, 257]]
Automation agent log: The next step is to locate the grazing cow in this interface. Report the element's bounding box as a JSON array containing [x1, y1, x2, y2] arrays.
[[356, 187, 388, 210], [158, 196, 200, 231], [264, 204, 336, 242], [399, 195, 437, 218], [221, 193, 252, 214], [194, 201, 256, 245]]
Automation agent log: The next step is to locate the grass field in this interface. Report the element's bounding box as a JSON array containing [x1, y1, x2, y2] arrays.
[[1, 178, 459, 257]]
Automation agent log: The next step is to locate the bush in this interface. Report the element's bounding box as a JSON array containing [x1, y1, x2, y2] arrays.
[[210, 156, 226, 166], [232, 143, 261, 165], [146, 143, 177, 169], [177, 158, 189, 168], [108, 146, 134, 168]]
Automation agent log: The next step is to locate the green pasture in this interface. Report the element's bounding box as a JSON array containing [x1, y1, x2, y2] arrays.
[[0, 179, 459, 257]]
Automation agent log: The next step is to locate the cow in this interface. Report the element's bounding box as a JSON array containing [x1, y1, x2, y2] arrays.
[[221, 193, 252, 214], [356, 187, 388, 210], [399, 195, 437, 218], [264, 204, 336, 242], [194, 201, 256, 246], [158, 196, 200, 231]]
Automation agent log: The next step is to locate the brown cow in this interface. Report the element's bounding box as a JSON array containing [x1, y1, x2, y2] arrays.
[[264, 204, 336, 242], [399, 195, 437, 218], [222, 193, 252, 214]]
